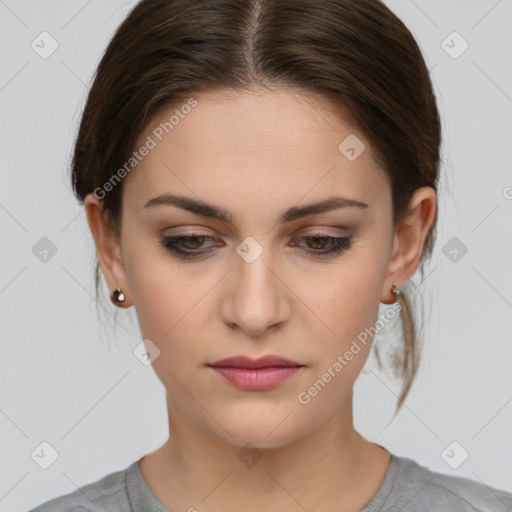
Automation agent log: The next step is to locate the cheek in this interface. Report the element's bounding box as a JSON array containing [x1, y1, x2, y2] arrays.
[[319, 267, 382, 332], [122, 236, 182, 336], [307, 266, 383, 380], [303, 289, 379, 406], [124, 241, 214, 369]]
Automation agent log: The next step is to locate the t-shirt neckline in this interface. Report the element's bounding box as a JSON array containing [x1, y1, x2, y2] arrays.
[[126, 445, 400, 512]]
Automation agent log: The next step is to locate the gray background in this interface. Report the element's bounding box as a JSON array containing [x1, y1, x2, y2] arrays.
[[1, 1, 511, 510]]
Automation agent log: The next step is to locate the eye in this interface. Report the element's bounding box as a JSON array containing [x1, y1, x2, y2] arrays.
[[294, 233, 353, 256], [161, 233, 216, 260], [161, 232, 353, 260]]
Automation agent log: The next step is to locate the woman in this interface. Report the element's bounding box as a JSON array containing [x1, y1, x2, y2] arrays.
[[29, 0, 512, 510]]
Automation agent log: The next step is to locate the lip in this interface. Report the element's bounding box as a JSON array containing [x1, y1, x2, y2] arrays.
[[209, 367, 303, 391], [207, 355, 304, 391], [208, 355, 303, 369]]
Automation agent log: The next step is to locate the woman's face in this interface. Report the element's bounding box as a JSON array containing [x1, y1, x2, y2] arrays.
[[90, 87, 404, 448]]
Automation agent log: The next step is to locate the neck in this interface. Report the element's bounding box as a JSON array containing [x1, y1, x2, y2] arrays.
[[139, 392, 391, 512]]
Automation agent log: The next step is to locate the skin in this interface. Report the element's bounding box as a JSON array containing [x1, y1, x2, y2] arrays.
[[85, 86, 436, 512]]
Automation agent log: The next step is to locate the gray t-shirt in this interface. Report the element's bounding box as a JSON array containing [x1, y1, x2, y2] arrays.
[[28, 450, 512, 511]]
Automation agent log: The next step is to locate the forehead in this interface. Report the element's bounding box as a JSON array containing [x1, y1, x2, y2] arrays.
[[125, 87, 389, 212]]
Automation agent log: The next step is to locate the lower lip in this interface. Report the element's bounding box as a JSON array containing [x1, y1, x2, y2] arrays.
[[209, 366, 303, 391]]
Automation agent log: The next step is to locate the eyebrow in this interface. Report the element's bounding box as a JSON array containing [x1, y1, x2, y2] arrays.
[[143, 194, 369, 223]]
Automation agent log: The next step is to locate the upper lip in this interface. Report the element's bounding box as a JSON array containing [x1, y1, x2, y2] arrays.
[[208, 355, 303, 368]]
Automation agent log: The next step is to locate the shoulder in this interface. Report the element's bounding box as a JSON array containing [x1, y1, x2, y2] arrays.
[[27, 461, 137, 512], [387, 453, 512, 511]]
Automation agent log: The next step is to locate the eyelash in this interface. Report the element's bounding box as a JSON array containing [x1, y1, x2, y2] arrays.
[[161, 232, 353, 260]]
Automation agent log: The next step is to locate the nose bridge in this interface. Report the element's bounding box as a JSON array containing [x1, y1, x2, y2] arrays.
[[224, 235, 286, 334], [238, 238, 276, 296]]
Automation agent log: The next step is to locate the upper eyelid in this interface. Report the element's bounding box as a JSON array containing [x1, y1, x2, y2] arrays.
[[163, 226, 350, 236], [163, 233, 352, 251], [163, 232, 351, 252]]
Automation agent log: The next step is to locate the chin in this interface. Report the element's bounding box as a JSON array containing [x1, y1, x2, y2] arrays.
[[223, 428, 302, 451], [205, 404, 314, 450]]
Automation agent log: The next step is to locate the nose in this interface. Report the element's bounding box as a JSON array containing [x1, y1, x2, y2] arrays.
[[221, 247, 291, 338]]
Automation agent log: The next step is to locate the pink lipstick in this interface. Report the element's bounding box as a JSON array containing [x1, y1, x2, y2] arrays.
[[207, 355, 304, 391]]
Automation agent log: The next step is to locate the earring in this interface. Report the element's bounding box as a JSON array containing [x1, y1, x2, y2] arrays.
[[392, 283, 400, 298], [111, 287, 126, 306]]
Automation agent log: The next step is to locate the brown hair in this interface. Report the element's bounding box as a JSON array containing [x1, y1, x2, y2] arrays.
[[71, 0, 441, 414]]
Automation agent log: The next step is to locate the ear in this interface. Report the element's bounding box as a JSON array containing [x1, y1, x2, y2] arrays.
[[84, 193, 133, 308], [381, 186, 437, 304]]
